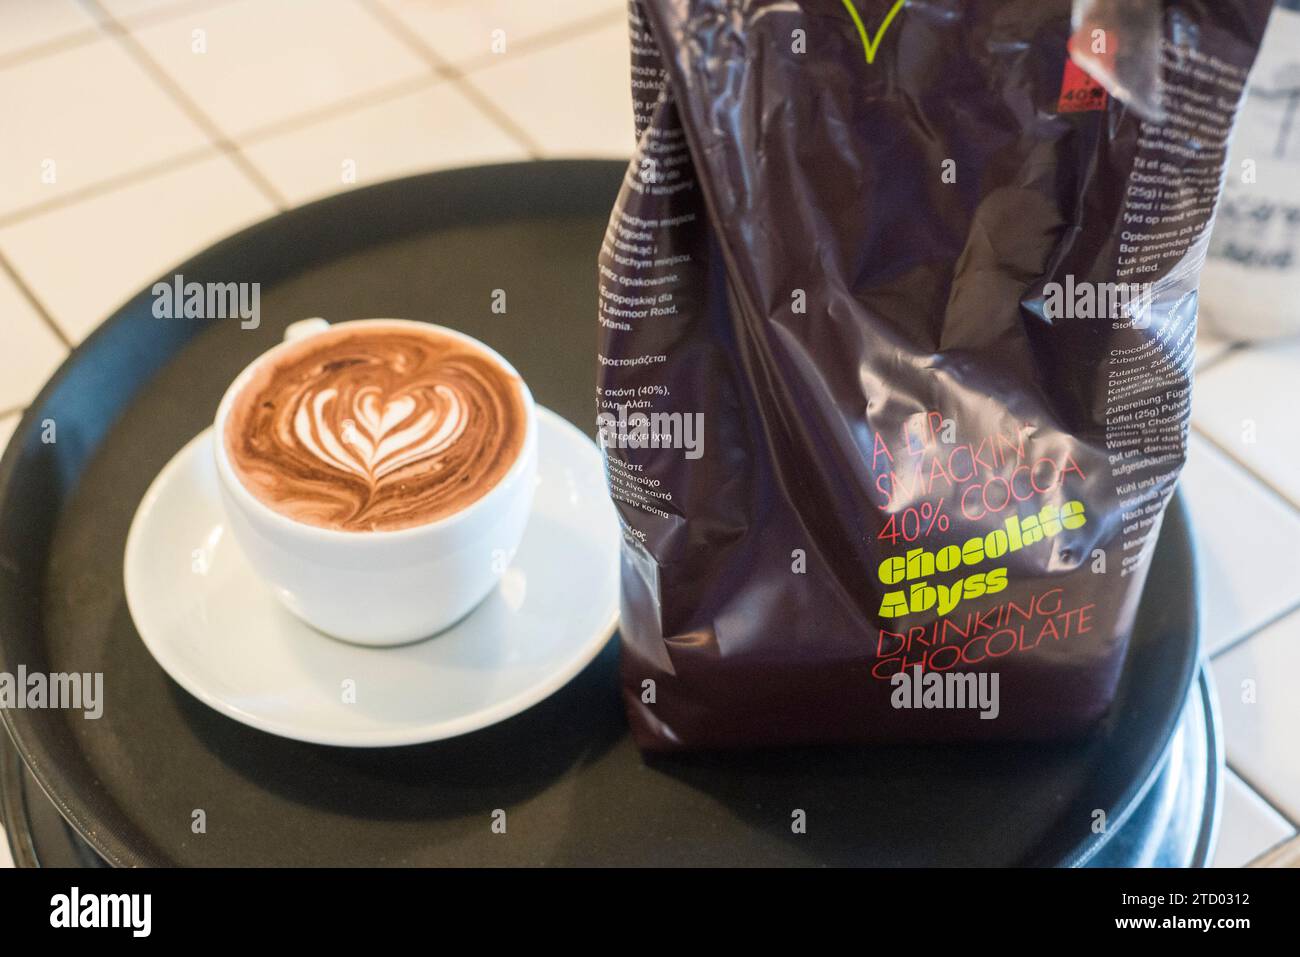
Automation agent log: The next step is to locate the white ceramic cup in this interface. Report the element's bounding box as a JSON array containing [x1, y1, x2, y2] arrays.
[[213, 318, 538, 646]]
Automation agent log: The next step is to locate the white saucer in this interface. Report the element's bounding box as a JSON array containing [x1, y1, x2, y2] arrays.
[[124, 407, 620, 747]]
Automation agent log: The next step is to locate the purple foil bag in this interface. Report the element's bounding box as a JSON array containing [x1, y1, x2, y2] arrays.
[[597, 0, 1274, 750]]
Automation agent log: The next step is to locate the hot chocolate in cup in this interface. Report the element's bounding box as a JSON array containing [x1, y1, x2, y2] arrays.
[[213, 318, 538, 646]]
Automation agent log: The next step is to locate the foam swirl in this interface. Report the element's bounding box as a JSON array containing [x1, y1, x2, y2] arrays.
[[225, 325, 526, 531]]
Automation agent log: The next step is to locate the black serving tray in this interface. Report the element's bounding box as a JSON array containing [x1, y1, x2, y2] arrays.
[[0, 161, 1204, 866], [0, 665, 1222, 868]]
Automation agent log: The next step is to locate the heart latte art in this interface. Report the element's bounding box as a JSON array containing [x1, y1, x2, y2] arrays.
[[225, 325, 527, 531]]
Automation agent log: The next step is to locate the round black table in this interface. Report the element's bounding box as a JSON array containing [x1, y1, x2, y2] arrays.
[[0, 161, 1217, 867]]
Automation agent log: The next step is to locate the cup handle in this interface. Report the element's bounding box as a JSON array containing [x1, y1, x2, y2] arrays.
[[284, 317, 330, 342]]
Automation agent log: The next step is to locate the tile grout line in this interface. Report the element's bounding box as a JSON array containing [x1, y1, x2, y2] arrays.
[[1246, 833, 1300, 867], [0, 145, 224, 231], [453, 8, 630, 76], [0, 253, 73, 348], [1210, 596, 1300, 662], [83, 0, 291, 212], [77, 0, 245, 31], [355, 0, 545, 159], [76, 0, 245, 33], [237, 74, 439, 147], [0, 0, 244, 74], [1190, 418, 1300, 515], [445, 8, 631, 157], [445, 74, 545, 160], [1226, 760, 1300, 830], [1191, 337, 1300, 513], [0, 28, 103, 73]]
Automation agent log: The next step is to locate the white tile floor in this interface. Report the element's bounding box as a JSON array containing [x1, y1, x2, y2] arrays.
[[0, 1, 100, 62], [241, 81, 528, 206], [0, 153, 277, 340], [129, 0, 432, 140], [0, 0, 1296, 869]]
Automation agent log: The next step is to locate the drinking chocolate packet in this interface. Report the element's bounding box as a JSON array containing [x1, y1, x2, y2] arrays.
[[597, 0, 1275, 750]]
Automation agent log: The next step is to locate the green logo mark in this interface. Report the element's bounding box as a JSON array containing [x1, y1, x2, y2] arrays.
[[840, 0, 907, 64]]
